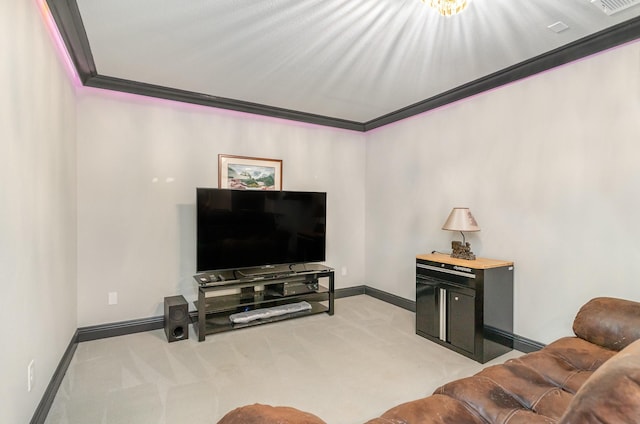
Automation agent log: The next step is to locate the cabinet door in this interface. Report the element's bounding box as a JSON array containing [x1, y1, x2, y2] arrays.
[[447, 290, 475, 354], [416, 279, 439, 338]]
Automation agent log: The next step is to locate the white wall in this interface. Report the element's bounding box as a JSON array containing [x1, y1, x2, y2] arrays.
[[366, 39, 640, 344], [0, 1, 77, 423], [75, 38, 640, 343], [75, 91, 366, 326]]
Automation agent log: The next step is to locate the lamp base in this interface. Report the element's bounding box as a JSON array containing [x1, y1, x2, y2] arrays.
[[451, 241, 476, 260]]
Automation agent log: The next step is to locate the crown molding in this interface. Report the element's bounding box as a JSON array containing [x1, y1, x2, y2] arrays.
[[46, 1, 640, 132]]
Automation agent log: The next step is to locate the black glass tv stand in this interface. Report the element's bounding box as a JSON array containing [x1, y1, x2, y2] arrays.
[[192, 264, 334, 341]]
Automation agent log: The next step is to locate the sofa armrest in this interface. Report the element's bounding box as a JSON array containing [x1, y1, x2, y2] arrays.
[[216, 404, 326, 424], [572, 297, 640, 351], [559, 338, 640, 424]]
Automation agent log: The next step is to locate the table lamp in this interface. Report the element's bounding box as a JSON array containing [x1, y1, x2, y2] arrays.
[[442, 207, 480, 260]]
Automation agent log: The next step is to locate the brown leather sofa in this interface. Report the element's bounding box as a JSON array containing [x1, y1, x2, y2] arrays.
[[216, 297, 640, 424]]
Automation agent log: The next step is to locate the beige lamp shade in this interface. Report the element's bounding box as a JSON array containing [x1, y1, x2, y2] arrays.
[[442, 208, 480, 260], [442, 208, 480, 232]]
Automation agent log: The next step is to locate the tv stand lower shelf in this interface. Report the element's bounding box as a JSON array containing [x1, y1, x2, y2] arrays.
[[193, 267, 334, 341]]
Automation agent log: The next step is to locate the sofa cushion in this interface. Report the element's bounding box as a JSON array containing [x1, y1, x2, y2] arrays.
[[572, 296, 640, 351], [475, 360, 572, 420], [216, 403, 326, 424], [528, 336, 616, 393], [435, 375, 558, 424], [559, 338, 640, 424], [363, 394, 485, 424]]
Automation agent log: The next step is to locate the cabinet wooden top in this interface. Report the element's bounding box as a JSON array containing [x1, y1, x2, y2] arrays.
[[416, 253, 513, 269]]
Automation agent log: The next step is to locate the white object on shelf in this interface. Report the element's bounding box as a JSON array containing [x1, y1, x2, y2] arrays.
[[229, 301, 312, 324]]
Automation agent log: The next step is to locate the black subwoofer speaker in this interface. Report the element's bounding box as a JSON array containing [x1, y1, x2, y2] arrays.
[[164, 295, 189, 342]]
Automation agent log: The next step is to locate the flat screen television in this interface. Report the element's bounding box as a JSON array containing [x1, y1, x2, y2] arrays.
[[197, 188, 327, 272]]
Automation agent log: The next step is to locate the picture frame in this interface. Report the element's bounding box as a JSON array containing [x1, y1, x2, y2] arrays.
[[218, 154, 283, 190]]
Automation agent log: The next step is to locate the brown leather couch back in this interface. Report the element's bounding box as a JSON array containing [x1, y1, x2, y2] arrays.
[[573, 296, 640, 351]]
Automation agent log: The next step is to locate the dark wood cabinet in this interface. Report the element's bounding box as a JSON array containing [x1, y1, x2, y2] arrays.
[[416, 253, 513, 363]]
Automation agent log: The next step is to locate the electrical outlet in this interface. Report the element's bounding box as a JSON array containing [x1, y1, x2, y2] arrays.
[[108, 291, 118, 305], [28, 360, 35, 392], [341, 266, 348, 276]]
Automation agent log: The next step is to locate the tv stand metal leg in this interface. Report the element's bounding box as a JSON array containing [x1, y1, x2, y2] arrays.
[[198, 288, 206, 342], [328, 272, 335, 316]]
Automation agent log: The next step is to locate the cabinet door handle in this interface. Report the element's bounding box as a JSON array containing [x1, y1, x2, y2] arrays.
[[454, 296, 459, 301]]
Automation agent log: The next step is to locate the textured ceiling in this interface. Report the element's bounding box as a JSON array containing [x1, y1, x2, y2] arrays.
[[49, 0, 640, 130]]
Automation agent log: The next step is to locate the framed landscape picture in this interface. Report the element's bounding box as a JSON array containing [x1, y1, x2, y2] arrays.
[[218, 154, 283, 190]]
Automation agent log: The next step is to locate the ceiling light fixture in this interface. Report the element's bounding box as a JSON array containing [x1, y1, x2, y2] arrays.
[[424, 0, 470, 16]]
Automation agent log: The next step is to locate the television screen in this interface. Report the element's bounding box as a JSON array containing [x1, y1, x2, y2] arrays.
[[196, 188, 327, 272]]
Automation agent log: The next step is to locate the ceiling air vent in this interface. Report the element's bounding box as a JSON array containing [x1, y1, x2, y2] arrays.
[[591, 0, 640, 15]]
